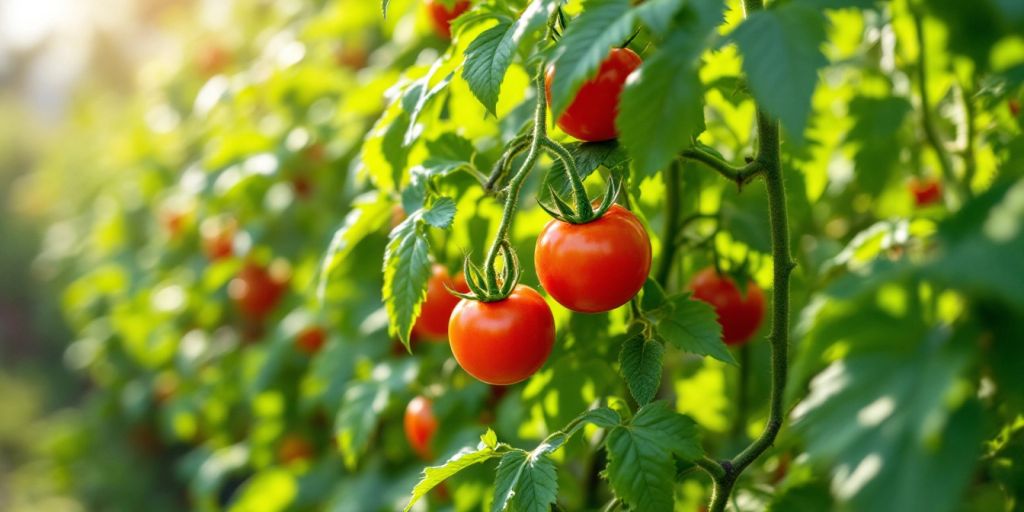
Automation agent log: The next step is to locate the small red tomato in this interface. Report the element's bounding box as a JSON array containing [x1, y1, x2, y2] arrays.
[[412, 265, 470, 341], [908, 177, 943, 207], [295, 326, 327, 355], [404, 396, 438, 460], [1010, 99, 1021, 117], [426, 0, 471, 39], [535, 204, 651, 313], [546, 48, 642, 142], [201, 217, 237, 261], [229, 261, 289, 319], [277, 435, 314, 465], [689, 268, 765, 346], [449, 285, 555, 385], [196, 44, 231, 77]]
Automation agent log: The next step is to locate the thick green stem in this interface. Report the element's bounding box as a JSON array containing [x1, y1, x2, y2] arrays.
[[705, 1, 794, 510], [910, 7, 959, 201], [655, 161, 682, 287], [482, 69, 547, 290]]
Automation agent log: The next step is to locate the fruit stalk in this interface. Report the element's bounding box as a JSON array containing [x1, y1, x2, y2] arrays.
[[481, 67, 548, 291]]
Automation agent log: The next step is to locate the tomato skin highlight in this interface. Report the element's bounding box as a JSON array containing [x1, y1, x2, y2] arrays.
[[426, 0, 471, 39], [546, 48, 642, 142], [535, 205, 651, 313], [689, 268, 765, 346], [404, 396, 438, 460], [448, 285, 556, 385], [908, 177, 943, 207], [412, 264, 469, 341]]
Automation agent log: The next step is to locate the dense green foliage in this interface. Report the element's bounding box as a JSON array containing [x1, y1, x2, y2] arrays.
[[15, 0, 1024, 510]]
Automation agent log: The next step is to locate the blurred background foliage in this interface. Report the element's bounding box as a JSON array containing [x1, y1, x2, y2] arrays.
[[0, 0, 1022, 511]]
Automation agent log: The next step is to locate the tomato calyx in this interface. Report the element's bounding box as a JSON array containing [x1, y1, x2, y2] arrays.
[[450, 240, 522, 303], [539, 173, 622, 224]]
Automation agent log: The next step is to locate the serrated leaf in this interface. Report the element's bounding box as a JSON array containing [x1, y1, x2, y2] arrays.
[[492, 450, 559, 512], [548, 0, 635, 118], [335, 382, 389, 470], [652, 295, 735, 365], [640, 278, 667, 312], [405, 444, 500, 511], [383, 218, 432, 348], [462, 0, 558, 113], [732, 4, 827, 140], [618, 29, 706, 178], [605, 402, 702, 511], [422, 197, 457, 228], [317, 193, 392, 303], [382, 111, 412, 186], [618, 334, 664, 406]]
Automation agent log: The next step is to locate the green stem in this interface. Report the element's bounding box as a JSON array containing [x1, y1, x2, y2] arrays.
[[482, 69, 547, 290], [961, 81, 977, 199], [910, 7, 959, 201], [680, 147, 762, 187], [705, 1, 793, 510], [542, 138, 591, 217], [655, 161, 682, 287]]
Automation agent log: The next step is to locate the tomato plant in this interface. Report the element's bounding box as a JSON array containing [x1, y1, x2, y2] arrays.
[[13, 0, 1023, 511]]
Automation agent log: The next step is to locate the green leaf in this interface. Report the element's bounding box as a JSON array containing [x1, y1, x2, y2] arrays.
[[651, 294, 735, 365], [618, 29, 706, 178], [382, 111, 412, 186], [548, 0, 635, 118], [405, 443, 501, 511], [492, 450, 559, 512], [844, 96, 912, 194], [634, 0, 685, 37], [605, 402, 702, 510], [792, 329, 982, 512], [383, 217, 432, 348], [402, 64, 455, 146], [421, 133, 478, 177], [618, 334, 664, 406], [462, 0, 559, 114], [317, 193, 392, 303], [422, 197, 457, 228], [334, 381, 389, 470], [731, 4, 827, 140]]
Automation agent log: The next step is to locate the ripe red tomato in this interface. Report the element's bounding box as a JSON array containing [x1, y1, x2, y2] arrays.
[[426, 0, 471, 39], [229, 261, 289, 318], [201, 217, 237, 261], [295, 326, 327, 355], [908, 177, 943, 207], [545, 48, 642, 142], [1010, 99, 1021, 117], [689, 268, 765, 346], [412, 264, 469, 341], [277, 435, 314, 465], [448, 285, 555, 385], [404, 396, 438, 460], [535, 205, 651, 313]]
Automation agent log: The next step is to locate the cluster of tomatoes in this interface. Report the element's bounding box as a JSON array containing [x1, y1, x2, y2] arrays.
[[403, 15, 768, 458]]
